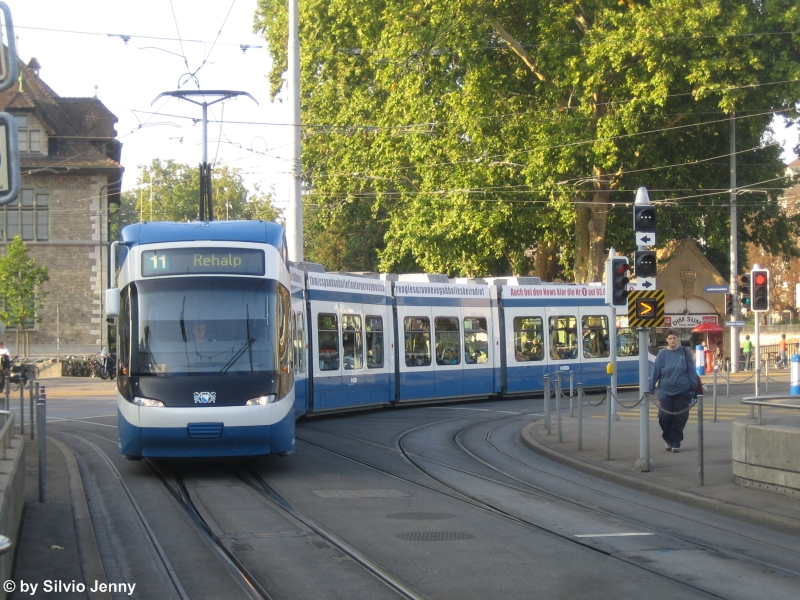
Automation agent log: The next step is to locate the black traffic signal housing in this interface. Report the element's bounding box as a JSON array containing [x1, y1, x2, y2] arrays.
[[751, 269, 769, 312], [634, 250, 657, 278], [609, 258, 630, 306], [738, 274, 751, 310], [724, 293, 734, 315], [633, 205, 657, 233]]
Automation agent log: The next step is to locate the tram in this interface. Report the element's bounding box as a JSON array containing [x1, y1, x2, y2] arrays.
[[290, 270, 644, 417], [106, 221, 295, 459], [106, 220, 648, 458]]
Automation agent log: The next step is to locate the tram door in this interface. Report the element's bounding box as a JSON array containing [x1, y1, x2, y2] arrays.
[[340, 309, 367, 407], [578, 308, 613, 387], [544, 308, 580, 384], [432, 313, 464, 398]]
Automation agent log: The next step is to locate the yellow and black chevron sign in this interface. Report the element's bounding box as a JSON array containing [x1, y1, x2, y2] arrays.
[[628, 290, 665, 327]]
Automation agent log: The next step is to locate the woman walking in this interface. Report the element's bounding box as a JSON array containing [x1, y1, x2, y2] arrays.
[[647, 329, 697, 453]]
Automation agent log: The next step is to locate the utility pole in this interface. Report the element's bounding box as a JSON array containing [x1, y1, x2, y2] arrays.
[[287, 0, 303, 261], [152, 90, 257, 221], [729, 113, 739, 372]]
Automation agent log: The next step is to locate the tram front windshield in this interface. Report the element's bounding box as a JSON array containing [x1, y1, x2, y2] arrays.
[[130, 277, 279, 376]]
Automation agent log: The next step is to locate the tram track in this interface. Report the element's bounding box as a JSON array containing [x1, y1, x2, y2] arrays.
[[455, 416, 800, 573], [295, 406, 800, 600]]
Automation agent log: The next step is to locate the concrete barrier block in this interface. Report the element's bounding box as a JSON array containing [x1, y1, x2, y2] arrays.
[[746, 424, 800, 472], [732, 419, 748, 462]]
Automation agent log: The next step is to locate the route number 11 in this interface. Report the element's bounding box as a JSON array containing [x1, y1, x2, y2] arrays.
[[150, 254, 167, 270]]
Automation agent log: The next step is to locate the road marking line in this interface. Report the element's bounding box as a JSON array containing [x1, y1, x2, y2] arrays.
[[575, 533, 655, 538]]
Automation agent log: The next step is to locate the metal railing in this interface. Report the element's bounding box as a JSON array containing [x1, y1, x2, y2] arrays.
[[740, 395, 800, 425]]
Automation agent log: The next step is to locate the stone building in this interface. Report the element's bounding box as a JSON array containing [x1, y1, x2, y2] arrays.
[[0, 58, 122, 355], [656, 238, 727, 349]]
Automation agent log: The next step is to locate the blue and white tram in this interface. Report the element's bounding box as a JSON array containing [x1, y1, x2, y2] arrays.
[[499, 281, 636, 393], [305, 271, 395, 413], [289, 271, 645, 417], [393, 279, 500, 402], [106, 221, 295, 459]]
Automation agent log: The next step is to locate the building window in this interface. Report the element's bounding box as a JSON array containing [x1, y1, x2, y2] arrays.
[[3, 191, 49, 241], [14, 115, 43, 154]]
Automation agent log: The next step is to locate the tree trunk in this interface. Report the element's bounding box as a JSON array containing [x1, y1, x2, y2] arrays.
[[535, 239, 559, 281], [574, 202, 591, 283]]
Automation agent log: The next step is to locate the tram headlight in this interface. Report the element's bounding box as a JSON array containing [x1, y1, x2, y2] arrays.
[[133, 397, 165, 407], [246, 394, 276, 406]]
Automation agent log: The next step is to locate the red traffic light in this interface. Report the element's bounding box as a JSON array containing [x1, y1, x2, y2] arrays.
[[753, 272, 767, 286]]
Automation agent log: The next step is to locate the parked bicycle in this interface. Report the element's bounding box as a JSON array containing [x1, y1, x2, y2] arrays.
[[8, 356, 38, 391]]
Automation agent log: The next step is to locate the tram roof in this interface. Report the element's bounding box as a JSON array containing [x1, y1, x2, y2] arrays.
[[120, 221, 285, 248]]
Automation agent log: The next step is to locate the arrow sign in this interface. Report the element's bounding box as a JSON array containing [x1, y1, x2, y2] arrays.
[[631, 277, 656, 291], [635, 232, 657, 247], [703, 285, 730, 293]]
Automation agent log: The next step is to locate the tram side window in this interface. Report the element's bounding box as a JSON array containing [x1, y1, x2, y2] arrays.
[[342, 314, 364, 370], [464, 317, 489, 364], [582, 315, 610, 358], [318, 313, 340, 371], [514, 317, 544, 362], [296, 312, 305, 373], [404, 317, 431, 367], [118, 288, 130, 377], [290, 310, 297, 372], [435, 317, 460, 365], [617, 327, 639, 357], [366, 316, 384, 368], [278, 285, 291, 373], [548, 316, 578, 360]]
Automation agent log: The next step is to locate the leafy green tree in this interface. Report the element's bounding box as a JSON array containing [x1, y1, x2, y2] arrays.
[[0, 237, 49, 355], [256, 0, 800, 280], [112, 160, 281, 237]]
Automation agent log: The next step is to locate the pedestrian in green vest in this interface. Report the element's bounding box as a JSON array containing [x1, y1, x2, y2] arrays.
[[742, 335, 753, 371]]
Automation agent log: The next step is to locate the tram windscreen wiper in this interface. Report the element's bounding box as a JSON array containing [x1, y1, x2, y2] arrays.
[[215, 337, 256, 376]]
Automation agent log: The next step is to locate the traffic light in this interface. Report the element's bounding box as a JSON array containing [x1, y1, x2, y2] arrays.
[[725, 293, 734, 315], [738, 274, 751, 310], [634, 250, 657, 278], [608, 257, 630, 306], [751, 269, 769, 312], [633, 205, 656, 233]]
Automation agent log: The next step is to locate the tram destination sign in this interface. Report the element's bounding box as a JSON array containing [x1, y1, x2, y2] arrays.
[[141, 247, 265, 277]]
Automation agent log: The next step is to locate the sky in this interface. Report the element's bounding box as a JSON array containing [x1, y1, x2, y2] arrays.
[[7, 0, 800, 217], [9, 0, 293, 209]]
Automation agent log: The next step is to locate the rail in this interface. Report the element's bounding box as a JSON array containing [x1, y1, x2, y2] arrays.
[[0, 410, 15, 460], [740, 395, 800, 425]]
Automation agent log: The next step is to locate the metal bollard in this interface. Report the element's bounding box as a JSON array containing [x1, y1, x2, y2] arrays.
[[697, 394, 704, 486], [37, 388, 46, 503], [29, 381, 35, 439], [712, 367, 718, 423], [577, 383, 583, 451], [543, 374, 551, 435], [555, 376, 562, 442], [726, 365, 730, 398], [765, 359, 769, 394], [19, 381, 24, 435], [606, 386, 612, 461], [569, 371, 574, 417], [32, 383, 39, 439]]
